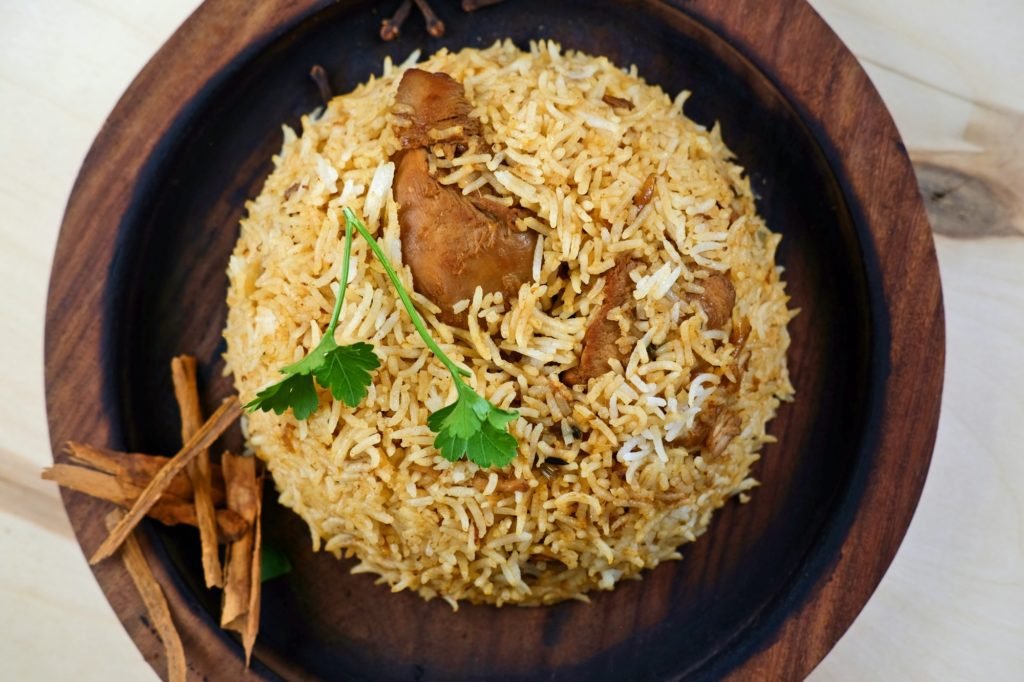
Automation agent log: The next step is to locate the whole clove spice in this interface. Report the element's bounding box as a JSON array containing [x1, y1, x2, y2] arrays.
[[413, 0, 445, 37], [309, 65, 333, 106], [381, 0, 412, 41], [462, 0, 506, 11]]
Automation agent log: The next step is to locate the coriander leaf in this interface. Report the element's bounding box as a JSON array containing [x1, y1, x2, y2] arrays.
[[312, 341, 381, 408], [428, 393, 520, 468], [342, 208, 471, 380], [244, 209, 379, 420], [280, 334, 337, 377], [434, 390, 486, 439], [433, 427, 469, 462], [260, 544, 292, 582], [485, 406, 519, 431], [464, 386, 493, 421], [464, 419, 519, 468], [342, 207, 522, 468], [426, 402, 457, 433], [245, 373, 319, 420]]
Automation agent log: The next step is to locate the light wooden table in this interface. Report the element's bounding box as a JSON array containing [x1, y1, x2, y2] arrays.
[[1, 1, 1021, 679]]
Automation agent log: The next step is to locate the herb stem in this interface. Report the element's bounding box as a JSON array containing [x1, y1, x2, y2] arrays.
[[343, 207, 471, 380], [326, 213, 354, 336]]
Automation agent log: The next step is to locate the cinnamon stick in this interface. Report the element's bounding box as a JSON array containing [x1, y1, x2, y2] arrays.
[[66, 441, 227, 504], [66, 442, 227, 504], [105, 510, 186, 682], [89, 397, 243, 565], [218, 459, 264, 666], [242, 471, 264, 666], [220, 452, 258, 629], [45, 464, 248, 542], [171, 355, 222, 588]]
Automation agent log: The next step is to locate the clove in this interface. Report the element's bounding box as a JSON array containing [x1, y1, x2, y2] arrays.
[[462, 0, 506, 10], [413, 0, 445, 37], [309, 65, 333, 105], [380, 0, 412, 41]]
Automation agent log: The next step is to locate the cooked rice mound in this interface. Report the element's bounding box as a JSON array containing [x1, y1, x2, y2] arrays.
[[224, 41, 795, 606]]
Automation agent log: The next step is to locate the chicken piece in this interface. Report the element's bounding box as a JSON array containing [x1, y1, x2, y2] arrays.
[[696, 273, 736, 330], [392, 69, 536, 327], [562, 258, 638, 386], [393, 69, 481, 149], [681, 402, 741, 460], [707, 411, 742, 459], [723, 319, 751, 385], [394, 148, 537, 327], [682, 403, 717, 450]]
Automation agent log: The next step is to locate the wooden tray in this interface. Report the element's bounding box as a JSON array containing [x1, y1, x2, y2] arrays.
[[44, 0, 944, 679]]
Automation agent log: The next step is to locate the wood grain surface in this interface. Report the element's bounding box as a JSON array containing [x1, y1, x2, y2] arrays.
[[6, 0, 1021, 680]]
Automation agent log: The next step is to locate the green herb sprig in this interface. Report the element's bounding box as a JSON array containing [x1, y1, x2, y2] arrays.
[[342, 208, 519, 468], [245, 212, 381, 419], [245, 207, 520, 469]]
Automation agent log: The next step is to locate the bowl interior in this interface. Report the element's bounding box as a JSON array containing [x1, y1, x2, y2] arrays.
[[106, 0, 874, 679]]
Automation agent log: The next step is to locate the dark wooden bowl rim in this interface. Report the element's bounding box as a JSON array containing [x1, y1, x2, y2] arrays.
[[45, 0, 944, 679]]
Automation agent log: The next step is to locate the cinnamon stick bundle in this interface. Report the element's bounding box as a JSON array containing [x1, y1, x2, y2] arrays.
[[43, 464, 247, 541], [89, 397, 243, 565], [44, 354, 268, 667], [171, 355, 223, 588], [66, 442, 227, 504], [105, 510, 186, 682], [220, 451, 263, 666]]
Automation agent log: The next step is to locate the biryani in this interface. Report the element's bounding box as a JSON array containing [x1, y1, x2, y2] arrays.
[[223, 40, 795, 607]]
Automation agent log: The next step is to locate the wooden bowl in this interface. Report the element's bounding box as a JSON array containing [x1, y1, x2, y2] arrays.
[[44, 0, 944, 679]]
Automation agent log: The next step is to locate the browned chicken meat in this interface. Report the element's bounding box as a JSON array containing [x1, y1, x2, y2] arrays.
[[393, 68, 481, 149], [695, 273, 736, 330], [392, 68, 537, 327], [562, 258, 638, 386], [681, 402, 742, 460], [394, 149, 537, 327]]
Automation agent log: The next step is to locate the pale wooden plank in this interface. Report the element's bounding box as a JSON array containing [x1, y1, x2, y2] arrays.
[[810, 0, 1024, 112], [0, 511, 151, 682], [0, 2, 201, 681], [0, 447, 70, 539]]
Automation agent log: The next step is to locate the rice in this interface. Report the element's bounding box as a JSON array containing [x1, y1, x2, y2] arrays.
[[223, 41, 795, 606]]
